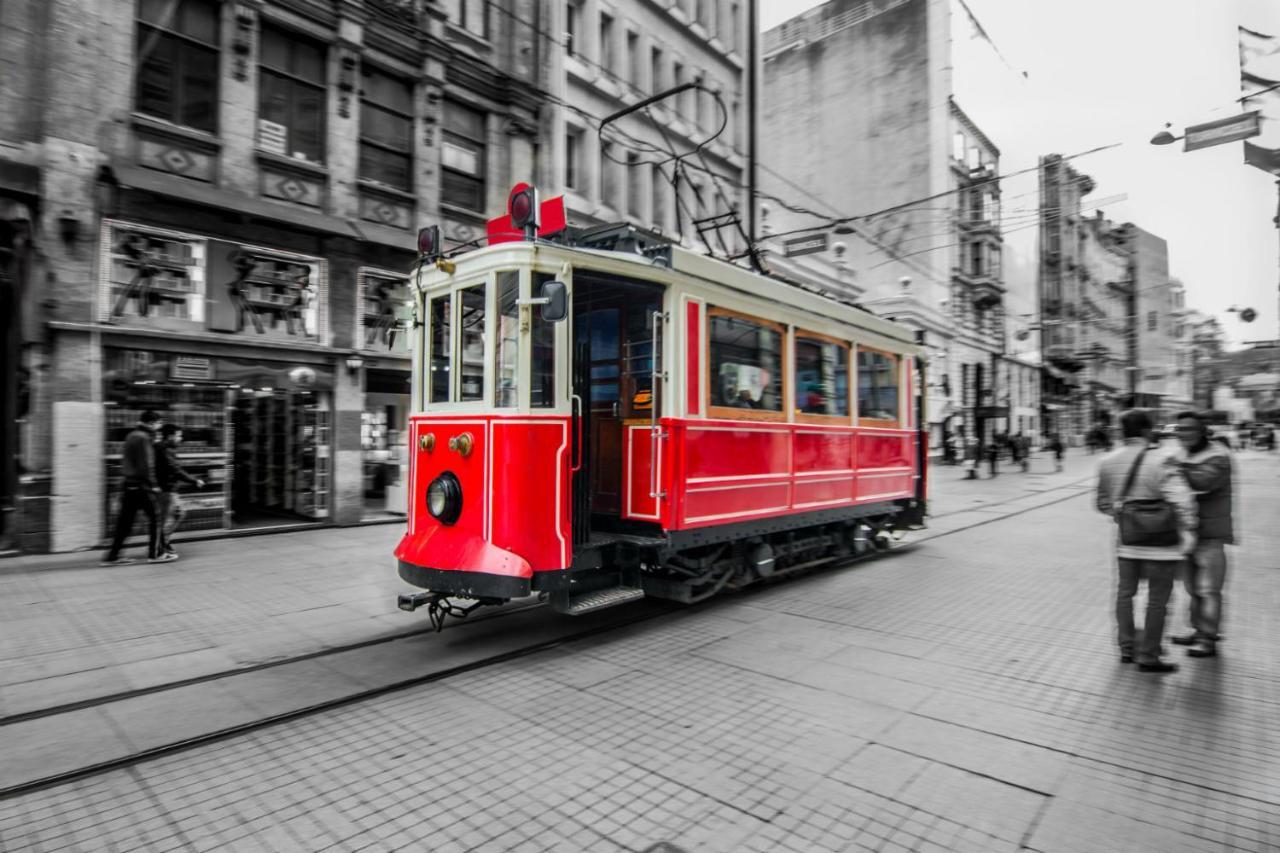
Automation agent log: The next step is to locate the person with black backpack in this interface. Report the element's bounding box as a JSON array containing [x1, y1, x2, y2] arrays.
[[1095, 410, 1198, 673]]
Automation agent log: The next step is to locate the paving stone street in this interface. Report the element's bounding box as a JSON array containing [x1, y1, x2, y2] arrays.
[[1, 447, 1278, 852]]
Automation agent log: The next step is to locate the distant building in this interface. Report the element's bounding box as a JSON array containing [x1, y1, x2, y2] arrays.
[[0, 0, 545, 552], [760, 0, 1023, 454], [542, 0, 748, 250]]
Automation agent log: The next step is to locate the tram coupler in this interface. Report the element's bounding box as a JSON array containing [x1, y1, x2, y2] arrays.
[[398, 591, 435, 612]]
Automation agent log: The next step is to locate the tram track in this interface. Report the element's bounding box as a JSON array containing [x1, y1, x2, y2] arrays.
[[0, 478, 1094, 801]]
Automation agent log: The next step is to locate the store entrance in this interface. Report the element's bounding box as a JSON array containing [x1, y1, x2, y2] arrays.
[[230, 388, 332, 528]]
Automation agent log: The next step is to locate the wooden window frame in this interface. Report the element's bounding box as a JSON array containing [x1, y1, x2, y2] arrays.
[[856, 344, 903, 429], [705, 306, 788, 423], [793, 329, 852, 425]]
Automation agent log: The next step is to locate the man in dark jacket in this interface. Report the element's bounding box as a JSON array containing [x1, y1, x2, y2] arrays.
[[1172, 411, 1234, 658], [155, 424, 205, 559], [103, 411, 170, 565]]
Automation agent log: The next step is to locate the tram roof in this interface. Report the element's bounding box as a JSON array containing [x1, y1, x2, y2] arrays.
[[415, 239, 922, 351]]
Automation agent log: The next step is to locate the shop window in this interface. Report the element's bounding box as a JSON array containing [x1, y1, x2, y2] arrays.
[[360, 271, 411, 353], [858, 348, 900, 425], [531, 272, 558, 408], [428, 294, 451, 404], [445, 0, 488, 37], [136, 0, 220, 133], [794, 334, 849, 419], [494, 272, 520, 407], [360, 66, 414, 191], [102, 223, 206, 329], [442, 101, 487, 212], [457, 284, 486, 401], [258, 26, 326, 163], [708, 308, 783, 418]]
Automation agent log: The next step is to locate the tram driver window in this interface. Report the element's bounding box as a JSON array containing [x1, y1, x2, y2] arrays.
[[794, 334, 849, 418], [708, 309, 783, 416], [457, 284, 486, 401], [428, 294, 451, 404], [857, 348, 900, 424], [530, 272, 557, 408], [494, 272, 519, 407]]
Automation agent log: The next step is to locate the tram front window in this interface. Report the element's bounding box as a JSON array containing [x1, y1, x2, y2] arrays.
[[458, 284, 486, 401], [428, 294, 451, 404]]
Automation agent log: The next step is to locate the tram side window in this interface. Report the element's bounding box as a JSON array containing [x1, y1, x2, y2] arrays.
[[458, 284, 486, 401], [857, 348, 900, 424], [708, 309, 783, 415], [794, 335, 849, 418], [428, 294, 451, 404], [494, 272, 519, 407], [531, 272, 557, 408]]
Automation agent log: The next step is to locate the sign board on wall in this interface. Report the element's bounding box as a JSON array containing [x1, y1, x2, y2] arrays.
[[258, 120, 288, 156], [783, 234, 828, 257], [170, 355, 214, 381], [1183, 111, 1260, 152]]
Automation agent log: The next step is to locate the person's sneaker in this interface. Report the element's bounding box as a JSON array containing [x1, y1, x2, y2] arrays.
[[164, 549, 178, 558], [1187, 640, 1217, 658], [1170, 633, 1202, 646], [1120, 652, 1134, 664], [100, 557, 136, 566], [1137, 660, 1179, 673], [147, 552, 179, 564]]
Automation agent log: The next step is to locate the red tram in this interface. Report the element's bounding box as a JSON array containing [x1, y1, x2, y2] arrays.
[[395, 186, 927, 626]]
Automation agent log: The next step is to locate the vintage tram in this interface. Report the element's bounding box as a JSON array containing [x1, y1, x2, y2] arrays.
[[395, 186, 927, 627]]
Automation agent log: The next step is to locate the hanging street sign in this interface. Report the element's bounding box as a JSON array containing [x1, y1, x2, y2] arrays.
[[1244, 140, 1280, 174], [1182, 111, 1260, 152], [783, 233, 828, 257]]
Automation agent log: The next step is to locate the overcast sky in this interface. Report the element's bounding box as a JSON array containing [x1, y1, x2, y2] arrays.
[[759, 0, 1280, 346]]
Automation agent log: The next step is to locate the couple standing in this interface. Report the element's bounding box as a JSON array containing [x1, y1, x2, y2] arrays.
[[1096, 409, 1231, 673], [101, 410, 206, 566]]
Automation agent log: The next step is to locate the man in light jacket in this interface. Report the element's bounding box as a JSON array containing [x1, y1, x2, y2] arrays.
[[1171, 411, 1234, 658], [1096, 409, 1197, 673]]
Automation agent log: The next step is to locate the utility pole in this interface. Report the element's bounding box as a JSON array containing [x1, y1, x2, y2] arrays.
[[746, 0, 758, 250]]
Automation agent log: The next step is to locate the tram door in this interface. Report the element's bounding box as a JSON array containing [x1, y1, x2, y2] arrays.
[[571, 273, 663, 530]]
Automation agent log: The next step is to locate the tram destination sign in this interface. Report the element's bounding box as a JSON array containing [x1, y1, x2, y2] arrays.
[[1183, 111, 1260, 152]]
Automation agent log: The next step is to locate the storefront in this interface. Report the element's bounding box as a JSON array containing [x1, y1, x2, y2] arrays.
[[103, 348, 334, 538], [357, 268, 412, 521]]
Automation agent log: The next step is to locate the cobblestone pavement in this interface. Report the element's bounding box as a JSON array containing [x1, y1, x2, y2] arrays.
[[4, 448, 1277, 852], [0, 450, 1092, 720]]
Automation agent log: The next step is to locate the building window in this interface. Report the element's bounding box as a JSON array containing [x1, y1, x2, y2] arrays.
[[694, 70, 706, 128], [651, 163, 666, 230], [566, 0, 582, 57], [600, 142, 620, 207], [729, 2, 740, 52], [673, 61, 685, 116], [627, 31, 641, 87], [442, 101, 487, 212], [627, 151, 643, 219], [359, 66, 414, 191], [445, 0, 488, 38], [650, 46, 664, 93], [795, 334, 850, 418], [566, 127, 584, 191], [135, 0, 220, 133], [708, 309, 784, 416], [858, 348, 900, 424], [258, 26, 326, 163], [1148, 310, 1157, 331], [599, 11, 615, 75]]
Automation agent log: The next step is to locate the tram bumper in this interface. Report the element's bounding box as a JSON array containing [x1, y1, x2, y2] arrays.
[[395, 528, 533, 600]]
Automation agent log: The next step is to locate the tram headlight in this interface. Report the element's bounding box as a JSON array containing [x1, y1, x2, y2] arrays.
[[426, 472, 462, 525]]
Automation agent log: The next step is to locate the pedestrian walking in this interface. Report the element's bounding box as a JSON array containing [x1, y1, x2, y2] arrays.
[[103, 410, 172, 565], [962, 430, 979, 480], [1012, 431, 1030, 472], [1171, 411, 1233, 659], [1049, 433, 1065, 472], [155, 424, 206, 560], [1096, 409, 1197, 673], [986, 438, 999, 478]]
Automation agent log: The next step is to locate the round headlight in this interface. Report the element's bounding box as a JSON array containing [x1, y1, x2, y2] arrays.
[[425, 472, 462, 525]]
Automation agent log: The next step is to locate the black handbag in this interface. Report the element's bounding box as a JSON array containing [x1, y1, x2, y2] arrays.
[[1116, 447, 1180, 547]]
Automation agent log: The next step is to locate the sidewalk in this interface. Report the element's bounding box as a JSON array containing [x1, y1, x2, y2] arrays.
[[2, 450, 1277, 851], [0, 449, 1098, 721]]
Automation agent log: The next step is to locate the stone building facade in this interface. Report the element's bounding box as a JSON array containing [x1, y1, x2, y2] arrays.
[[0, 0, 544, 552]]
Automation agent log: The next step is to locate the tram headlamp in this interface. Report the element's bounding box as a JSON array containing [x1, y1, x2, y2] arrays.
[[426, 472, 462, 525]]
